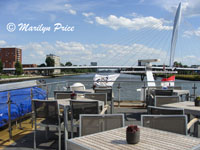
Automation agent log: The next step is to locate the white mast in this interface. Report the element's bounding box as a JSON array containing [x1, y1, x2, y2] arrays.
[[169, 2, 182, 67]]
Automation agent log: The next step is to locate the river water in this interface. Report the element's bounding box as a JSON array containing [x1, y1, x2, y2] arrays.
[[42, 73, 200, 101]]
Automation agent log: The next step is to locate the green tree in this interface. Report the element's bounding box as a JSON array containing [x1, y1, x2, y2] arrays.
[[0, 59, 3, 74], [65, 61, 72, 73], [173, 61, 182, 67], [15, 61, 23, 75], [45, 57, 55, 67], [65, 61, 72, 66], [38, 63, 46, 67]]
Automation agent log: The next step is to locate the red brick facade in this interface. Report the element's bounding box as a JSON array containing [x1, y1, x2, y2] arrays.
[[0, 48, 22, 68]]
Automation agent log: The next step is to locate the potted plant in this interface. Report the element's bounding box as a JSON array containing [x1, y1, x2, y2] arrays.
[[195, 96, 200, 106], [126, 125, 140, 144], [70, 92, 77, 99]]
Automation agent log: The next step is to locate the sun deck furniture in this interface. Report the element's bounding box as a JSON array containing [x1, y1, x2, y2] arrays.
[[57, 98, 104, 149], [79, 114, 124, 136], [173, 89, 190, 101], [67, 126, 200, 150], [84, 93, 109, 113], [54, 90, 72, 97], [154, 95, 180, 107], [141, 115, 187, 135], [94, 87, 113, 113], [163, 101, 200, 137], [70, 100, 106, 138], [84, 93, 107, 104], [141, 115, 199, 136], [147, 106, 184, 115], [154, 89, 173, 96], [55, 93, 72, 99], [32, 99, 61, 150]]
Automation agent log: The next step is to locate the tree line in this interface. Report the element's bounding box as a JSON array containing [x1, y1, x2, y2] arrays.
[[38, 57, 95, 74], [0, 59, 23, 75]]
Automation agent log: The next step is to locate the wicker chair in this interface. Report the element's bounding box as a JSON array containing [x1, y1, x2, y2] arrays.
[[79, 114, 124, 136], [32, 99, 61, 150], [141, 115, 199, 135]]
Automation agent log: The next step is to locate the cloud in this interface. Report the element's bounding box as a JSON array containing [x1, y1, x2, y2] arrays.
[[95, 15, 172, 31], [64, 4, 77, 15], [82, 12, 94, 17], [175, 55, 200, 65], [5, 40, 200, 66], [153, 0, 200, 17], [82, 12, 95, 24], [18, 1, 77, 16], [2, 40, 169, 65], [183, 27, 200, 37], [0, 40, 7, 46], [69, 9, 76, 15]]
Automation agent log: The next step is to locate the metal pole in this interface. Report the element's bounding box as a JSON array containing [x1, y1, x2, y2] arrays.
[[31, 88, 34, 128], [7, 92, 12, 140], [192, 83, 197, 101], [117, 83, 121, 107], [46, 85, 49, 100]]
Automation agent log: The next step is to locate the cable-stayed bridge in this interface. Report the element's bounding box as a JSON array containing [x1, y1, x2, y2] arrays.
[[3, 3, 200, 74]]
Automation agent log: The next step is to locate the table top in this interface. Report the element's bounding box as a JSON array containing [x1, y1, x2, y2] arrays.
[[67, 126, 200, 150], [162, 101, 200, 116], [173, 90, 190, 95]]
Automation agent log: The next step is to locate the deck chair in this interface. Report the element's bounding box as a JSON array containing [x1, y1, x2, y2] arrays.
[[94, 87, 112, 101], [94, 87, 113, 113], [147, 106, 184, 115], [32, 99, 61, 150], [79, 114, 125, 136], [141, 115, 199, 135], [154, 96, 179, 107], [70, 100, 107, 138], [54, 90, 72, 98], [154, 89, 173, 96], [55, 93, 72, 99], [84, 93, 109, 113]]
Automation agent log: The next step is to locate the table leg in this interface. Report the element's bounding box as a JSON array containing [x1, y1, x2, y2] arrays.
[[45, 127, 49, 140], [64, 107, 69, 149]]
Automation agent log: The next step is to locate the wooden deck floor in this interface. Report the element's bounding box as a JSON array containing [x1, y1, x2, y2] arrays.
[[0, 106, 147, 150]]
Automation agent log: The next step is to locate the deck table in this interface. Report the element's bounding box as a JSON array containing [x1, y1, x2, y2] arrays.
[[163, 101, 200, 137], [67, 126, 200, 150], [162, 101, 200, 116]]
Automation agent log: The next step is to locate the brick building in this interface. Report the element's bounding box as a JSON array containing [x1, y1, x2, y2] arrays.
[[22, 64, 37, 74], [0, 48, 22, 68]]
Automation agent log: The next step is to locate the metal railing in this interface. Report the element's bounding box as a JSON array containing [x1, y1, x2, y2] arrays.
[[1, 79, 200, 140]]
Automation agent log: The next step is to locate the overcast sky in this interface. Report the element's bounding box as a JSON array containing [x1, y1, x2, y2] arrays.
[[0, 0, 200, 66]]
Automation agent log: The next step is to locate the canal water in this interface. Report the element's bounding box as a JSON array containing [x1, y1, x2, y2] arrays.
[[42, 73, 200, 101]]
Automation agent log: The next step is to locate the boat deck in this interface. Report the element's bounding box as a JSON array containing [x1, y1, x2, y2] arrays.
[[0, 106, 146, 150]]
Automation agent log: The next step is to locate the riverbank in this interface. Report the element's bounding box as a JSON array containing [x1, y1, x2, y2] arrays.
[[0, 73, 87, 84], [0, 75, 51, 84]]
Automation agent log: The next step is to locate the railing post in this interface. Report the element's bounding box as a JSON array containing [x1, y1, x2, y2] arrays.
[[7, 92, 12, 140], [117, 83, 121, 107], [31, 88, 34, 128], [46, 85, 49, 100], [192, 83, 197, 101], [143, 82, 146, 102]]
